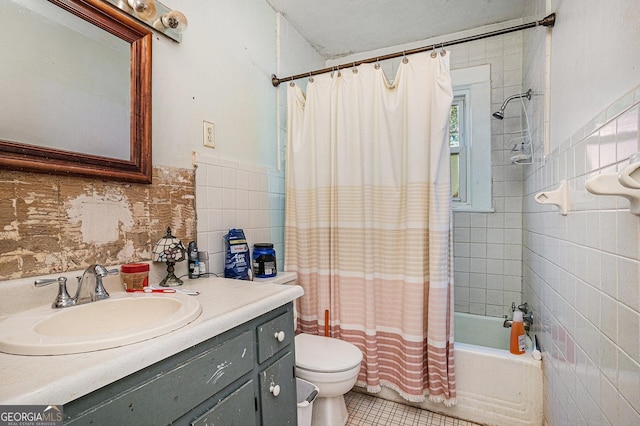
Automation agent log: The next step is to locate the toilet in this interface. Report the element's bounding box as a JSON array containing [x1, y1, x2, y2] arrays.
[[295, 333, 363, 426], [256, 272, 363, 426]]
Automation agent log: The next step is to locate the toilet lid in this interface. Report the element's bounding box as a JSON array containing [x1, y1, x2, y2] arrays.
[[295, 334, 363, 372]]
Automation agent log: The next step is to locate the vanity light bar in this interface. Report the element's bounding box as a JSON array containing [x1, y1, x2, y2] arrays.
[[103, 0, 187, 42]]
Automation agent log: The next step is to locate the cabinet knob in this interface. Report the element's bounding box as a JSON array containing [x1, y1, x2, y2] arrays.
[[269, 383, 281, 397], [274, 331, 285, 342]]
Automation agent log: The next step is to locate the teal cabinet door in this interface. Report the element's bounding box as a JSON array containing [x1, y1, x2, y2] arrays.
[[191, 380, 256, 426], [259, 352, 297, 425]]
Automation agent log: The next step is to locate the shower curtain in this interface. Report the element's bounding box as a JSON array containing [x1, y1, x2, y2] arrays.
[[285, 51, 456, 405]]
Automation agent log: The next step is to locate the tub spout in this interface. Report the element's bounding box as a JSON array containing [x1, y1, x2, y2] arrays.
[[503, 314, 532, 331]]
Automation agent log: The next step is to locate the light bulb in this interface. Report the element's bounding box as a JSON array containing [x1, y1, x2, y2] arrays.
[[127, 0, 157, 20], [161, 10, 188, 32]]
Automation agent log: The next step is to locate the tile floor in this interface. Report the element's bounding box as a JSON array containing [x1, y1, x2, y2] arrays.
[[344, 391, 481, 426]]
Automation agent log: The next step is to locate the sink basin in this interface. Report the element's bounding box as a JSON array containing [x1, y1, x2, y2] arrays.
[[0, 293, 201, 355]]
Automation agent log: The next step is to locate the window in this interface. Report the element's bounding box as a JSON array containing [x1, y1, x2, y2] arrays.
[[449, 65, 492, 212], [449, 95, 466, 201]]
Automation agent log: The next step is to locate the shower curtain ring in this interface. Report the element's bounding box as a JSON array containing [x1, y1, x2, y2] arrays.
[[352, 62, 358, 74], [374, 57, 380, 69], [309, 72, 314, 83], [430, 45, 437, 58], [289, 76, 295, 87], [402, 51, 408, 64], [440, 42, 446, 56]]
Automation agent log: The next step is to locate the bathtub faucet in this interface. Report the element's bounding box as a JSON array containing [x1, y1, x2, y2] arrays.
[[503, 314, 533, 331], [504, 302, 534, 331], [511, 301, 528, 313]]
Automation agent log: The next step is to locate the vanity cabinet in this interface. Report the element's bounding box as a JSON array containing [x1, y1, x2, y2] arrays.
[[63, 303, 297, 425]]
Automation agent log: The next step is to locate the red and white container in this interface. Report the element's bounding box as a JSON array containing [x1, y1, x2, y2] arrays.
[[120, 263, 150, 291]]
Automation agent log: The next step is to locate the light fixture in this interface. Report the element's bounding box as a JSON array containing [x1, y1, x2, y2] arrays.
[[152, 227, 186, 287], [106, 0, 188, 42], [161, 10, 188, 32], [127, 0, 157, 20]]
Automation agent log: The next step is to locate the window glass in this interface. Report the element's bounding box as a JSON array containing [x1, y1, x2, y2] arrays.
[[449, 103, 460, 148], [449, 65, 492, 212], [450, 153, 460, 199]]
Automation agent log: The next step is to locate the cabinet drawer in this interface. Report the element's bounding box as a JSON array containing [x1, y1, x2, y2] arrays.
[[191, 380, 256, 426], [257, 311, 293, 364], [259, 352, 297, 425], [65, 330, 255, 425]]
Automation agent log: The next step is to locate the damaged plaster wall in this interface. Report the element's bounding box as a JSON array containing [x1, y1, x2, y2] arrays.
[[0, 166, 195, 280]]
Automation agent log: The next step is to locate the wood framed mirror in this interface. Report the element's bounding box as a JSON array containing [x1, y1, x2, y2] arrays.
[[0, 0, 152, 184]]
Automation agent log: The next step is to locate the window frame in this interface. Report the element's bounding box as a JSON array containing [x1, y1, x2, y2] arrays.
[[450, 65, 493, 212], [450, 93, 468, 203]]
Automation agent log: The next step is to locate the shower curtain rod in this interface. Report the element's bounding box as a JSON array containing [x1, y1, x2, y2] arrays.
[[271, 13, 555, 87]]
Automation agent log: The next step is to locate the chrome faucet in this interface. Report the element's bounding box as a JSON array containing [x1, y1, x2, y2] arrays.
[[35, 264, 118, 309], [517, 302, 529, 313], [503, 301, 534, 331], [75, 264, 112, 305]]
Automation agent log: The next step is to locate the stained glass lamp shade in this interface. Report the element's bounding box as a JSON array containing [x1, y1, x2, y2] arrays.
[[152, 227, 186, 287]]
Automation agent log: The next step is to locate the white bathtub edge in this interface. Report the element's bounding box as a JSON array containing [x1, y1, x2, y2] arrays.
[[352, 312, 544, 426]]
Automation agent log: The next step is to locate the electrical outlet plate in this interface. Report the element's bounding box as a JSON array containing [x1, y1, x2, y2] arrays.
[[203, 121, 215, 148]]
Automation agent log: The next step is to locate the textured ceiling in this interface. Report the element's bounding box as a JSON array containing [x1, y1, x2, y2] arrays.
[[266, 0, 528, 59]]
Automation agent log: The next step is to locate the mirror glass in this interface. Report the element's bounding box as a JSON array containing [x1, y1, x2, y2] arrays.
[[2, 0, 130, 160], [0, 0, 152, 183]]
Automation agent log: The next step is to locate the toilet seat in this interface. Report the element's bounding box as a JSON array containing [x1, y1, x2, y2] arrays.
[[295, 334, 362, 373]]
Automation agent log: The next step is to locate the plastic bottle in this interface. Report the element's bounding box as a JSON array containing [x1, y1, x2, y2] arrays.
[[198, 251, 209, 277], [252, 243, 277, 278], [510, 310, 526, 355], [187, 241, 199, 279]]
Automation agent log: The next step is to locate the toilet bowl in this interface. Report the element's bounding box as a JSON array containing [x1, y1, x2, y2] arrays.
[[255, 272, 363, 426], [295, 333, 363, 426]]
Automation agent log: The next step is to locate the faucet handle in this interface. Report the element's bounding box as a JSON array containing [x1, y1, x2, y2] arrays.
[[518, 302, 529, 313], [35, 277, 75, 308], [34, 276, 65, 287], [95, 277, 110, 300], [95, 267, 118, 301]]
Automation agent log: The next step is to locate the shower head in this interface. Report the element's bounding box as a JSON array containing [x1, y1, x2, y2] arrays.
[[492, 109, 505, 120], [492, 89, 532, 120]]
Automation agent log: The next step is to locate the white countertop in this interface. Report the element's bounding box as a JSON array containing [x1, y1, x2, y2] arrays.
[[0, 272, 302, 405]]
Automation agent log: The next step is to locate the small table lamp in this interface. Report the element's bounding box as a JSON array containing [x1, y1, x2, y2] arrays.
[[152, 227, 186, 287]]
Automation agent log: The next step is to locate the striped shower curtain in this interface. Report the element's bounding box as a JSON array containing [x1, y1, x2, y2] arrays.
[[285, 51, 456, 405]]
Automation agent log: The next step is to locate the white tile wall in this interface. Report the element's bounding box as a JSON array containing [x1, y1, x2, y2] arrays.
[[194, 153, 285, 276], [523, 76, 640, 424], [450, 32, 526, 317], [191, 15, 321, 278]]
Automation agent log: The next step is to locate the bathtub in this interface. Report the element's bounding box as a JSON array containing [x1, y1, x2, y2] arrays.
[[360, 312, 543, 426]]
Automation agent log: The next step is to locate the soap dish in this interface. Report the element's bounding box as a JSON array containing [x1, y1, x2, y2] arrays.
[[535, 180, 569, 215], [618, 152, 640, 189], [585, 173, 640, 215]]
